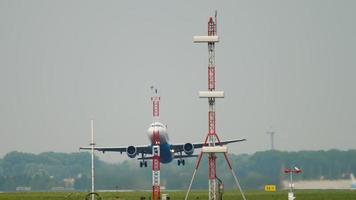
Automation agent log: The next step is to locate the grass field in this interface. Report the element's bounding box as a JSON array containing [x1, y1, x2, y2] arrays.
[[0, 190, 355, 200]]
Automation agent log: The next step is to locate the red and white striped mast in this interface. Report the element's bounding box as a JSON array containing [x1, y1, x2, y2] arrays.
[[185, 12, 246, 200], [151, 86, 161, 200], [205, 13, 219, 199]]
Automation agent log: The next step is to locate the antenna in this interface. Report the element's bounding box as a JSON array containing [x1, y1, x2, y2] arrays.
[[214, 10, 218, 35]]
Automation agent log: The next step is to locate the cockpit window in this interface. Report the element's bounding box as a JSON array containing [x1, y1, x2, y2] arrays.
[[151, 124, 163, 128]]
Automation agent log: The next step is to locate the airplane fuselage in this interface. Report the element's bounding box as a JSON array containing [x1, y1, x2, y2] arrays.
[[147, 122, 173, 164]]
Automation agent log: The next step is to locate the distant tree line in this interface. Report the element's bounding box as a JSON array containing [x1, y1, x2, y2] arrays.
[[0, 149, 355, 191]]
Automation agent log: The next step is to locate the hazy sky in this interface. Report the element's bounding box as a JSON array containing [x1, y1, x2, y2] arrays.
[[1, 1, 355, 162]]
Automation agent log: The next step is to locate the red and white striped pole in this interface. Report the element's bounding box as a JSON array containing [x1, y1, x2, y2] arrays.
[[186, 12, 246, 200], [204, 16, 219, 199], [151, 87, 161, 200]]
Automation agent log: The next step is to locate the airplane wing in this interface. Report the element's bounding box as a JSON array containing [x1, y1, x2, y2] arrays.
[[79, 145, 152, 155], [170, 138, 246, 153]]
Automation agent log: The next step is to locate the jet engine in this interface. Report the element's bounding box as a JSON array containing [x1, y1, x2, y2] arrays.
[[183, 143, 194, 155], [127, 146, 137, 158]]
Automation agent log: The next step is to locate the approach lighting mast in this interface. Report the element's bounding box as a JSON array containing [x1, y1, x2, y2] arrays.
[[185, 12, 246, 200], [151, 86, 161, 200], [90, 119, 95, 200]]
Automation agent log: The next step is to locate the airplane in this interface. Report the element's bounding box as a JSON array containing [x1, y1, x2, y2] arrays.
[[80, 121, 245, 167], [80, 92, 246, 167], [351, 173, 356, 190]]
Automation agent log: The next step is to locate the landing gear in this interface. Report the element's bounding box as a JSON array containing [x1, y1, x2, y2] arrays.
[[177, 159, 185, 166], [140, 161, 148, 168], [177, 151, 185, 166], [139, 153, 148, 168]]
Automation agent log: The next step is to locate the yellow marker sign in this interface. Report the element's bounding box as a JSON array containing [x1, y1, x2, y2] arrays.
[[264, 185, 276, 192]]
